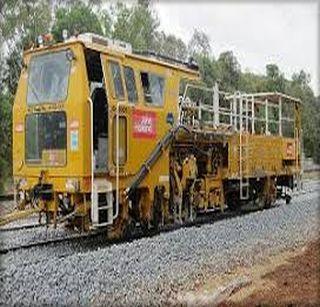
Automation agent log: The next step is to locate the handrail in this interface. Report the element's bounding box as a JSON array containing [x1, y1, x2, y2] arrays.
[[88, 97, 95, 224], [114, 101, 120, 220]]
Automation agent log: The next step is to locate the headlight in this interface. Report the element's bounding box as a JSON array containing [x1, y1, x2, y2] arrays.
[[65, 179, 80, 192]]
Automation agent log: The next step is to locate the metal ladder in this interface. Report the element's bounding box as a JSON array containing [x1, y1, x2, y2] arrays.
[[91, 179, 114, 227], [238, 92, 250, 200]]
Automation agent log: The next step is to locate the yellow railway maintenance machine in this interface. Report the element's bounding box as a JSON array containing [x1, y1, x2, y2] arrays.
[[9, 33, 302, 237]]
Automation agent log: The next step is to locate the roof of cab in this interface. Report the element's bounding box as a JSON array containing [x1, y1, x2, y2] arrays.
[[23, 38, 200, 78]]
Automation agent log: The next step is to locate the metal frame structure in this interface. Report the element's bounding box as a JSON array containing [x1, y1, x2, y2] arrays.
[[179, 84, 301, 201]]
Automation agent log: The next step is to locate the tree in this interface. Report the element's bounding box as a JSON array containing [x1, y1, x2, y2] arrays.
[[216, 51, 241, 92], [265, 64, 286, 92], [0, 93, 12, 193], [238, 72, 266, 93], [0, 0, 52, 46], [291, 70, 311, 89], [98, 9, 113, 37], [111, 2, 159, 50], [1, 0, 52, 95], [51, 3, 104, 41], [286, 70, 318, 160], [196, 55, 217, 88], [154, 31, 187, 60], [188, 29, 211, 57]]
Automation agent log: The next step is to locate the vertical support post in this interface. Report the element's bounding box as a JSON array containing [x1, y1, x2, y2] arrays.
[[233, 95, 237, 130], [239, 93, 243, 176], [115, 101, 120, 221], [300, 128, 304, 190], [252, 96, 255, 134], [245, 96, 248, 131], [88, 97, 95, 225], [213, 82, 219, 127], [229, 97, 232, 126], [265, 98, 268, 135], [279, 96, 282, 136]]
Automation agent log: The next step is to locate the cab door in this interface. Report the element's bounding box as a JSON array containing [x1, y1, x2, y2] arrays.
[[100, 54, 128, 174], [124, 66, 172, 181]]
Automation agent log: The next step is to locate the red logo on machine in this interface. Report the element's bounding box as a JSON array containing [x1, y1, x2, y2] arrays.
[[133, 110, 156, 139]]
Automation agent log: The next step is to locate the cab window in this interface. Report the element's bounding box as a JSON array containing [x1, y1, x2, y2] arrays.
[[140, 72, 165, 106], [124, 66, 138, 103], [27, 50, 71, 104], [109, 61, 124, 99], [25, 111, 67, 166]]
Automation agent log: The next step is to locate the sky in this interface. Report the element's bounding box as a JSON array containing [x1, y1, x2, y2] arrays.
[[153, 1, 319, 95]]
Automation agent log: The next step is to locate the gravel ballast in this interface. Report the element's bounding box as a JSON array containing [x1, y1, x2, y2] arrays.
[[0, 181, 319, 306]]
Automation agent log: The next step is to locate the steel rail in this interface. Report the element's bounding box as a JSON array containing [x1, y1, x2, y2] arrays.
[[1, 183, 317, 255], [0, 201, 283, 255], [0, 194, 14, 201], [0, 231, 104, 255], [0, 223, 44, 232]]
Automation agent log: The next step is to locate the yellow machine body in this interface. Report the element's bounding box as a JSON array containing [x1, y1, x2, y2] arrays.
[[11, 34, 301, 234]]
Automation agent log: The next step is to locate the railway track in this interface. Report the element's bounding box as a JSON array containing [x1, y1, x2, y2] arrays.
[[0, 194, 14, 201], [0, 223, 44, 232], [1, 181, 318, 256], [0, 204, 272, 255], [0, 231, 103, 255]]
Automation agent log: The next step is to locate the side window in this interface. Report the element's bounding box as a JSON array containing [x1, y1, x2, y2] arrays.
[[281, 100, 295, 138], [124, 66, 138, 103], [140, 72, 165, 106], [112, 116, 127, 165], [109, 61, 124, 99]]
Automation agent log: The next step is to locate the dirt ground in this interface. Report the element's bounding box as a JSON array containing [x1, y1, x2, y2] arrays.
[[224, 239, 320, 306], [178, 239, 319, 306]]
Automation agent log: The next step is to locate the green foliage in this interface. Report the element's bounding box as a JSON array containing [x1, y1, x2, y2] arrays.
[[52, 3, 103, 41], [188, 29, 211, 57], [1, 0, 52, 45], [265, 64, 286, 92], [285, 70, 319, 161], [0, 93, 13, 193], [1, 0, 52, 95], [98, 9, 113, 37], [195, 54, 217, 88], [238, 72, 266, 93], [4, 42, 24, 95], [216, 51, 241, 92], [111, 2, 159, 50], [155, 31, 187, 60]]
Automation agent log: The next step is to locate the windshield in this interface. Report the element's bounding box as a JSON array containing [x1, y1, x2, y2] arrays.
[[27, 50, 71, 104], [26, 112, 67, 166]]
